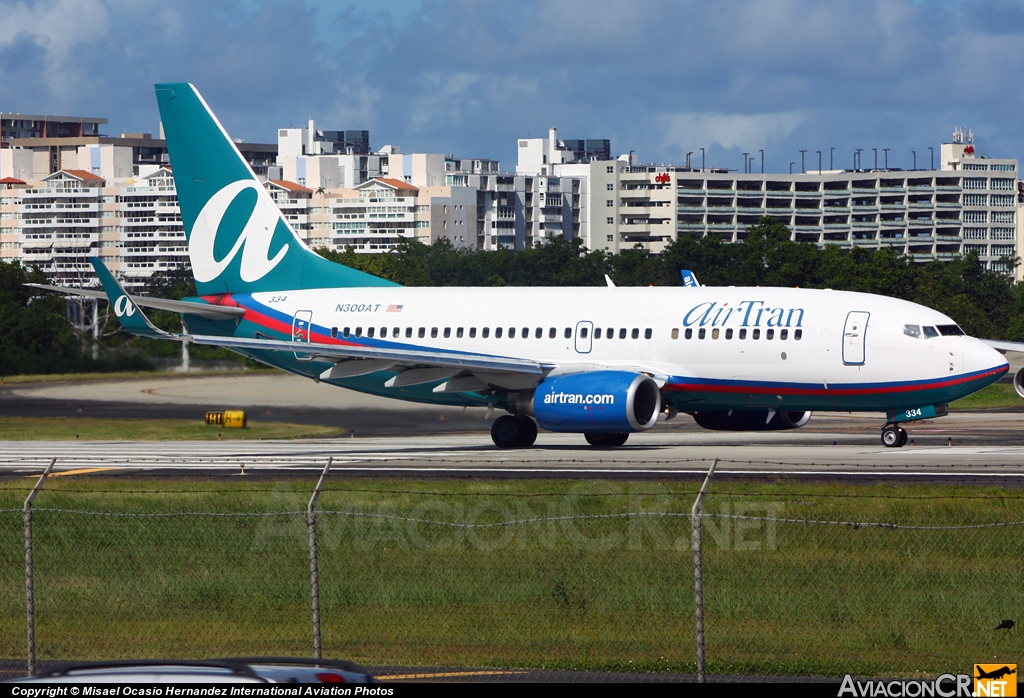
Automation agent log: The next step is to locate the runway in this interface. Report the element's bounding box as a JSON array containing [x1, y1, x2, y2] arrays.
[[2, 373, 1023, 482], [3, 429, 1024, 481]]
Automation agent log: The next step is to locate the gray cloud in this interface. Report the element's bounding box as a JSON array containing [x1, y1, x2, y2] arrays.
[[2, 0, 1024, 173]]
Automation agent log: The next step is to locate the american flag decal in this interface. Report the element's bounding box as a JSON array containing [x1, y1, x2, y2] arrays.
[[387, 304, 404, 313]]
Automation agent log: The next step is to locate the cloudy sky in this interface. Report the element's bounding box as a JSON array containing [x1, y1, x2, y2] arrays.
[[3, 0, 1024, 173]]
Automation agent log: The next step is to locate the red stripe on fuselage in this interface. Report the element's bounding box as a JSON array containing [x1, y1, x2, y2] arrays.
[[202, 294, 359, 347]]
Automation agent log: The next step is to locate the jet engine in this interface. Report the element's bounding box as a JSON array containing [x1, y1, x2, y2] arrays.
[[1015, 367, 1024, 399], [518, 371, 662, 433], [692, 409, 812, 431]]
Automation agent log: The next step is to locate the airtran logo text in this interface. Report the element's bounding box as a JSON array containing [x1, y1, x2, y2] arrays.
[[189, 180, 290, 283], [543, 392, 615, 405], [682, 300, 804, 328]]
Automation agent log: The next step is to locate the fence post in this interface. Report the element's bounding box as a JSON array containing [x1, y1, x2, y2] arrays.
[[25, 458, 56, 677], [691, 458, 717, 684], [308, 456, 332, 660]]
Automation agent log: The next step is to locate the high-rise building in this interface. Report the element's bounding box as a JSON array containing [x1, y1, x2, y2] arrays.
[[543, 129, 1020, 278]]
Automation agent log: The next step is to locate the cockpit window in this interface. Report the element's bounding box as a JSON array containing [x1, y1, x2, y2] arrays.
[[903, 324, 921, 338], [922, 326, 939, 339], [937, 324, 965, 336]]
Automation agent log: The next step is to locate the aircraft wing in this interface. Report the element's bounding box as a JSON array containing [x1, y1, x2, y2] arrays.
[[25, 283, 245, 320], [981, 339, 1024, 353], [85, 258, 551, 387], [195, 334, 549, 375]]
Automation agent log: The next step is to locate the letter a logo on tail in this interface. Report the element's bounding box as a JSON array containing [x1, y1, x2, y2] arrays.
[[190, 181, 289, 283]]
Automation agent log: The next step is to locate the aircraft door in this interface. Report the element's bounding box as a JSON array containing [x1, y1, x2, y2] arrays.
[[574, 321, 593, 354], [842, 311, 870, 365], [292, 310, 313, 361]]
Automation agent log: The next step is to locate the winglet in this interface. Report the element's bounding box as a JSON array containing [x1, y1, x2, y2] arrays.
[[680, 270, 700, 287], [89, 258, 183, 340]]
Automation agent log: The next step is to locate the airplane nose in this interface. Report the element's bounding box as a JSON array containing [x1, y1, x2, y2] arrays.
[[963, 337, 1009, 376]]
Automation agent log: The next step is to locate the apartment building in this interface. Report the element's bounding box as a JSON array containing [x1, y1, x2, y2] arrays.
[[551, 137, 1019, 277]]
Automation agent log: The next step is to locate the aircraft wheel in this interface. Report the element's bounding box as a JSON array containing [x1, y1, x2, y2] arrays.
[[881, 425, 902, 448], [515, 416, 538, 447], [585, 432, 629, 447], [491, 415, 521, 449], [897, 427, 908, 447]]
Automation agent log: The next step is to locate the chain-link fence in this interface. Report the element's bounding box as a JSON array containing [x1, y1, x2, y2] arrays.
[[2, 460, 1022, 682]]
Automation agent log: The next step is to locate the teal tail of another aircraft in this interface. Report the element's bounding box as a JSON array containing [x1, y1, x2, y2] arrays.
[[154, 82, 397, 296]]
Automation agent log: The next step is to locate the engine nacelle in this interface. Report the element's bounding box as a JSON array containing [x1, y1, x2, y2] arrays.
[[1015, 367, 1024, 400], [521, 371, 662, 433], [692, 409, 812, 431]]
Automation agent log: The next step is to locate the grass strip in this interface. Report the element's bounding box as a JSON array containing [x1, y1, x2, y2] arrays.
[[0, 477, 1021, 677], [0, 416, 342, 441]]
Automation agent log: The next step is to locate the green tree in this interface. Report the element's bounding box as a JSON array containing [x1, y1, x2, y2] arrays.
[[0, 260, 86, 375]]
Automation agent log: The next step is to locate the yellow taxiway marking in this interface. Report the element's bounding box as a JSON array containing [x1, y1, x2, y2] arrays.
[[381, 670, 526, 680], [25, 468, 119, 478]]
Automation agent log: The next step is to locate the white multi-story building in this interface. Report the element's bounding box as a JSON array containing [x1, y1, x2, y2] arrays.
[[545, 132, 1019, 277]]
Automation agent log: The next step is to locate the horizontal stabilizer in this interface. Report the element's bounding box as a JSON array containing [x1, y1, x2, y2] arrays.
[[25, 283, 244, 320]]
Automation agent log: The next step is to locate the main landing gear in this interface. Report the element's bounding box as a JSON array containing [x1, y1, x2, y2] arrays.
[[490, 415, 538, 449], [881, 423, 908, 448]]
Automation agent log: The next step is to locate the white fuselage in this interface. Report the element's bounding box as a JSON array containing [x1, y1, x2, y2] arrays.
[[234, 285, 1007, 413]]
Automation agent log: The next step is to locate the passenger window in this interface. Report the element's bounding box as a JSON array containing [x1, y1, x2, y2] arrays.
[[766, 329, 774, 340], [739, 328, 747, 339], [549, 327, 557, 338], [457, 327, 464, 338], [509, 327, 516, 338], [367, 327, 375, 338], [495, 327, 503, 338], [780, 329, 788, 340], [482, 327, 490, 338], [923, 326, 939, 339], [606, 328, 613, 339], [431, 327, 438, 338], [405, 327, 412, 338], [443, 327, 451, 338], [903, 324, 921, 338], [380, 327, 386, 338], [619, 328, 626, 339], [712, 328, 720, 339], [580, 327, 589, 339], [671, 328, 679, 339], [522, 327, 529, 338], [418, 327, 425, 338], [644, 328, 652, 339], [752, 328, 760, 339], [331, 327, 338, 339], [685, 328, 693, 339], [535, 328, 542, 339], [596, 328, 603, 339], [631, 328, 639, 339], [343, 327, 350, 338], [469, 327, 477, 338], [355, 327, 362, 337], [698, 328, 706, 339], [565, 328, 572, 339], [794, 329, 802, 340], [725, 328, 733, 340]]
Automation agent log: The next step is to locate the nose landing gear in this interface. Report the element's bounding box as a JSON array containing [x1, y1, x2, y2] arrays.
[[881, 424, 908, 448]]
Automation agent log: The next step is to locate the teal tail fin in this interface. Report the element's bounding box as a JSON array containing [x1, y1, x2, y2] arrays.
[[154, 82, 397, 296]]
